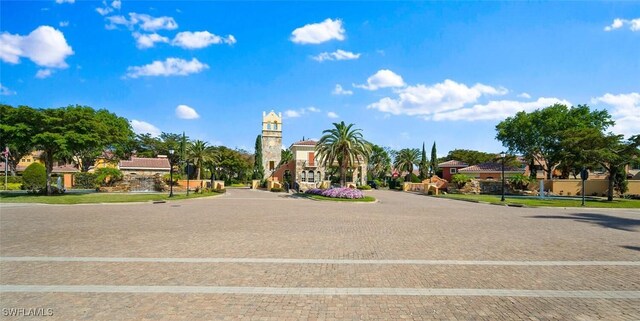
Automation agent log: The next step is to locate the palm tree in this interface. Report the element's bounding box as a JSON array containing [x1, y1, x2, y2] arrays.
[[368, 144, 391, 179], [394, 148, 420, 181], [187, 140, 215, 180], [279, 149, 293, 166], [316, 121, 371, 187]]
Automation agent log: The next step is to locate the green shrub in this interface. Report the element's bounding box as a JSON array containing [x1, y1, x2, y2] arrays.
[[271, 187, 284, 192], [0, 182, 22, 190], [22, 163, 47, 191], [74, 172, 98, 189], [451, 174, 471, 189], [374, 179, 383, 188], [2, 176, 23, 184], [162, 172, 183, 186], [357, 185, 372, 190], [406, 173, 421, 183], [95, 168, 123, 187], [508, 174, 533, 190]]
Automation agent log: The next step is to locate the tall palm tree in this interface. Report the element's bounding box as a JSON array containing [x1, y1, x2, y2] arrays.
[[316, 121, 371, 187], [394, 148, 420, 181], [279, 149, 293, 166], [187, 140, 215, 180]]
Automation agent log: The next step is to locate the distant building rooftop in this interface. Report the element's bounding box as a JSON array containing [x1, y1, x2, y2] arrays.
[[438, 160, 469, 168], [458, 162, 523, 173], [118, 157, 170, 170]]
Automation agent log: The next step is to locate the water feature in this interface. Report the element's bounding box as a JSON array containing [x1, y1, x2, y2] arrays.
[[128, 176, 158, 192]]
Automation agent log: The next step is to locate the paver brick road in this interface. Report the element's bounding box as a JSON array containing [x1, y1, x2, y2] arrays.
[[1, 188, 639, 320]]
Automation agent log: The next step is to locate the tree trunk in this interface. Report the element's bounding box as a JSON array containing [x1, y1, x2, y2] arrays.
[[340, 163, 346, 187], [45, 151, 54, 196], [607, 168, 614, 201], [196, 165, 201, 180]]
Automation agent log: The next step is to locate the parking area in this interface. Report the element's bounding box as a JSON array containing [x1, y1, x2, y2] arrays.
[[1, 188, 639, 320]]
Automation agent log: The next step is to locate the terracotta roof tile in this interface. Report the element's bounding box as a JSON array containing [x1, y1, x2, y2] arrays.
[[458, 162, 523, 173], [118, 157, 170, 170], [291, 140, 317, 146], [438, 160, 469, 168]]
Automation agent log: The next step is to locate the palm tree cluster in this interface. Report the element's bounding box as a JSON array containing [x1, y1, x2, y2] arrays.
[[316, 121, 372, 187]]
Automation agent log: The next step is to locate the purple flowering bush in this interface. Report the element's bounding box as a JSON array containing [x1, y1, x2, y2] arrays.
[[305, 187, 365, 199]]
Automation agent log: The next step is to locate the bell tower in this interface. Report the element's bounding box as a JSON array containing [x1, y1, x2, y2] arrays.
[[261, 111, 282, 176]]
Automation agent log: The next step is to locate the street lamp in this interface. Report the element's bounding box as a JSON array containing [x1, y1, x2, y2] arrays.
[[500, 151, 506, 202], [168, 149, 174, 197]]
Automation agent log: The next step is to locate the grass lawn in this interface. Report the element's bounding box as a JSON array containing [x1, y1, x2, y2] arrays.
[[297, 193, 376, 203], [0, 191, 223, 205], [436, 194, 640, 208]]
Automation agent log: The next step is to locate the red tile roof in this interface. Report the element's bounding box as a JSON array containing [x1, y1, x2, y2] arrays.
[[438, 160, 469, 168], [291, 140, 317, 146], [118, 157, 170, 170], [458, 162, 523, 173], [0, 163, 78, 173]]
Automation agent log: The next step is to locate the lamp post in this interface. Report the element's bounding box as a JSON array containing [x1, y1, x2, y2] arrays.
[[168, 149, 174, 197], [185, 160, 191, 196], [500, 152, 506, 202]]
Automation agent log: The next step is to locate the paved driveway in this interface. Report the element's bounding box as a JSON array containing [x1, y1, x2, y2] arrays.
[[1, 188, 639, 320]]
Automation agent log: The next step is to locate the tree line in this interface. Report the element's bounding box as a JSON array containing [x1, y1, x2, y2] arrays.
[[0, 104, 255, 194]]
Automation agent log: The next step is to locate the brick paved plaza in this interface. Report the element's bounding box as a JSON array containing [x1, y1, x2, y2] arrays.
[[1, 189, 639, 320]]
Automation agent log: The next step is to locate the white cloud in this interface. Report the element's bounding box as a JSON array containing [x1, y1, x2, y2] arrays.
[[312, 49, 360, 62], [125, 57, 209, 78], [55, 0, 74, 4], [0, 83, 16, 96], [0, 26, 74, 69], [35, 69, 53, 79], [327, 112, 339, 118], [97, 7, 114, 16], [283, 107, 320, 119], [133, 32, 169, 49], [284, 110, 301, 118], [111, 0, 121, 10], [367, 79, 509, 116], [175, 104, 200, 119], [354, 69, 405, 91], [59, 21, 69, 27], [130, 120, 161, 136], [518, 92, 531, 99], [105, 13, 177, 31], [332, 84, 353, 96], [592, 92, 640, 137], [431, 97, 571, 121], [604, 18, 640, 32], [291, 18, 345, 44], [172, 31, 236, 49], [131, 13, 177, 31]]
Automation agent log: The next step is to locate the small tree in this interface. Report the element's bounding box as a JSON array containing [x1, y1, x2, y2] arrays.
[[95, 168, 123, 187], [22, 162, 47, 192], [430, 142, 438, 177], [418, 142, 429, 180], [253, 135, 264, 180]]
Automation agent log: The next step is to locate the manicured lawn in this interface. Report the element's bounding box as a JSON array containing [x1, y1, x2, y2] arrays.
[[297, 193, 376, 203], [435, 194, 640, 208], [0, 191, 223, 205]]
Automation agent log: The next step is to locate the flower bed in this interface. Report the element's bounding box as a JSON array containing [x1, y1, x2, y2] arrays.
[[306, 187, 365, 199]]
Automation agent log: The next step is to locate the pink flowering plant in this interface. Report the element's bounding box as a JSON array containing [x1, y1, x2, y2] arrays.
[[305, 187, 365, 199]]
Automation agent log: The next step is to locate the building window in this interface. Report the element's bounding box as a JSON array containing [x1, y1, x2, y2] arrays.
[[301, 171, 306, 182], [273, 122, 278, 130], [269, 161, 275, 171], [308, 171, 314, 183], [450, 168, 457, 174], [317, 171, 321, 182]]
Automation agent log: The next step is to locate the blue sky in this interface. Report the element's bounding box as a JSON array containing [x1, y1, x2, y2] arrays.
[[1, 1, 639, 156]]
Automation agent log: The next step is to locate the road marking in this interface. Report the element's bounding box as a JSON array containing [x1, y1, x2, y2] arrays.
[[2, 257, 640, 266], [1, 285, 638, 298]]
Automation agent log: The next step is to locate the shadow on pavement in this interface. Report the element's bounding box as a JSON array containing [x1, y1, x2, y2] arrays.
[[620, 245, 640, 251], [528, 213, 640, 232]]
